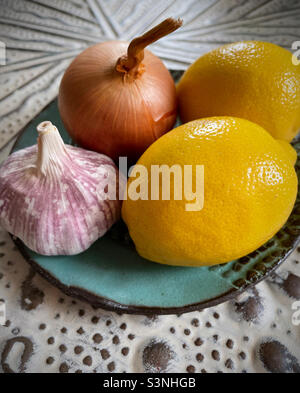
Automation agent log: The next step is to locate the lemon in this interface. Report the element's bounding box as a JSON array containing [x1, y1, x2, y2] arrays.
[[277, 140, 297, 165], [122, 117, 298, 266], [177, 41, 300, 142]]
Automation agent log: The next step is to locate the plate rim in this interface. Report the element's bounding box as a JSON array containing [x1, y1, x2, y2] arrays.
[[12, 236, 296, 315], [8, 98, 300, 315]]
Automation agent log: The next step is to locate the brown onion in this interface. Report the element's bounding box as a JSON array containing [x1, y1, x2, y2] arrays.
[[58, 18, 182, 162]]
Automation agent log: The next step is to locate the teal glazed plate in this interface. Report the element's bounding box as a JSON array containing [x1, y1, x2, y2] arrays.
[[11, 96, 300, 315]]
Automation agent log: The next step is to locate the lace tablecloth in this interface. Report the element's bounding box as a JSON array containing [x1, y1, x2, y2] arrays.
[[0, 0, 300, 373]]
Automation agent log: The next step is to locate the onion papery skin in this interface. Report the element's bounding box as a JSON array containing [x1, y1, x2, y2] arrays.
[[58, 41, 177, 163]]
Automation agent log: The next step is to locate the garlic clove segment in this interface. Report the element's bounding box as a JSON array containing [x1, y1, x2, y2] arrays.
[[0, 121, 125, 256]]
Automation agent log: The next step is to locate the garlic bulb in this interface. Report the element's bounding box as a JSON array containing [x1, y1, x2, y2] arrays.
[[0, 121, 125, 256]]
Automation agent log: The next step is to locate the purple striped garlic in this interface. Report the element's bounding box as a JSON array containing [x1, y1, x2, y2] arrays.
[[0, 121, 125, 255]]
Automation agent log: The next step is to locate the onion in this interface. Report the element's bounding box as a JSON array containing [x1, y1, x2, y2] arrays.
[[58, 18, 182, 162]]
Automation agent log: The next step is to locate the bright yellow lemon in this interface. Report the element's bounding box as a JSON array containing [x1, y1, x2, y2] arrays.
[[122, 117, 298, 266], [177, 41, 300, 142]]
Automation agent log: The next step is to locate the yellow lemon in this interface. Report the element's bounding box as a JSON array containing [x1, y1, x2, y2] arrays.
[[177, 41, 300, 142], [277, 140, 297, 165], [122, 117, 298, 266]]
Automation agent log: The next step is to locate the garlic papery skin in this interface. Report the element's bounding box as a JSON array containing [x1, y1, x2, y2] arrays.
[[0, 121, 125, 256]]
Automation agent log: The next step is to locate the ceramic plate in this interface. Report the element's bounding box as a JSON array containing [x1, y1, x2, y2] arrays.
[[10, 81, 300, 315]]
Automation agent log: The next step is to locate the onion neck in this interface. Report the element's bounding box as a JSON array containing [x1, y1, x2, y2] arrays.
[[115, 17, 182, 80], [36, 121, 70, 176]]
